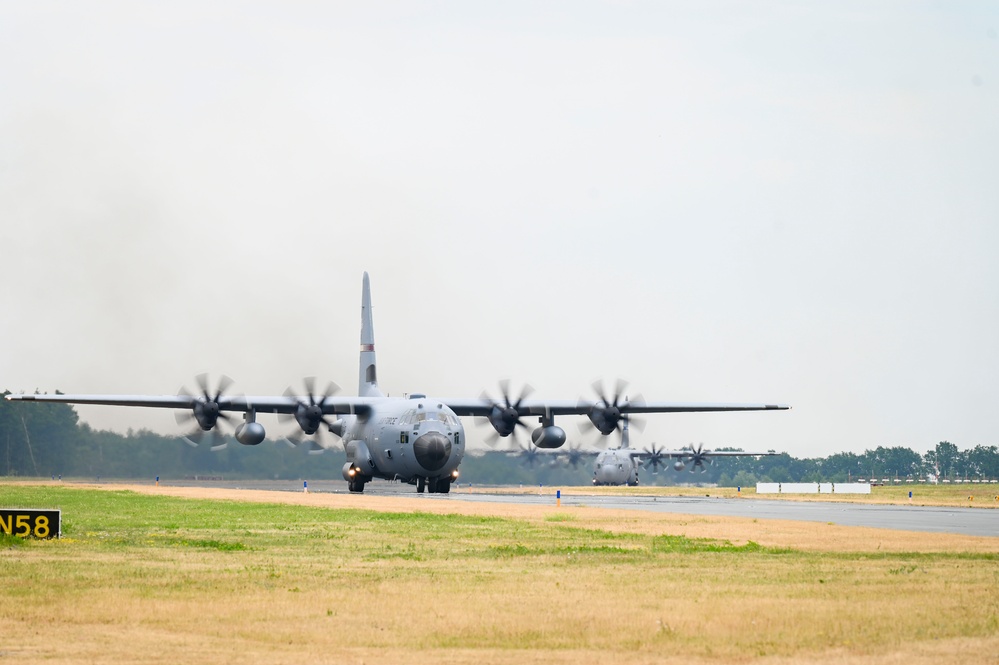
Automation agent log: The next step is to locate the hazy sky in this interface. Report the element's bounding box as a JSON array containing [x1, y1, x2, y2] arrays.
[[2, 2, 997, 458]]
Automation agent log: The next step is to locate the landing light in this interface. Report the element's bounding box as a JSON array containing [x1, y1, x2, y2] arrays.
[[348, 468, 356, 476], [451, 470, 459, 479]]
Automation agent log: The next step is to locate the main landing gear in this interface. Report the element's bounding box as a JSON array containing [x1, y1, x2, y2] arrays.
[[416, 477, 450, 494]]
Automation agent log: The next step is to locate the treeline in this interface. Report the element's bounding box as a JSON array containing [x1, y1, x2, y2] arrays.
[[0, 392, 346, 481], [473, 440, 999, 488], [2, 392, 997, 486]]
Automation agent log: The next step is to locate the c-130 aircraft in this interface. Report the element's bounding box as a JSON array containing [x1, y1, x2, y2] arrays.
[[5, 273, 790, 493], [586, 416, 776, 486]]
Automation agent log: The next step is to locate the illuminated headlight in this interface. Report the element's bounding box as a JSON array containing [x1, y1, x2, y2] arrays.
[[451, 470, 459, 479], [348, 468, 356, 476]]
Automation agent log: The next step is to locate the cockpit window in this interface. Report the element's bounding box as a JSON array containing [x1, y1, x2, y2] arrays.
[[437, 412, 460, 426], [400, 410, 459, 427]]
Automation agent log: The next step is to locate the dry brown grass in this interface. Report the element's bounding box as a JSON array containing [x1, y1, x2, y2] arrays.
[[1, 481, 997, 665]]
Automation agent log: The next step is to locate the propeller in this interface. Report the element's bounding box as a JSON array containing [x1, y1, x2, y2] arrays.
[[477, 380, 534, 448], [578, 379, 646, 438], [514, 441, 544, 467], [686, 443, 712, 473], [643, 442, 667, 473], [563, 443, 589, 469], [279, 377, 343, 452], [176, 374, 237, 451]]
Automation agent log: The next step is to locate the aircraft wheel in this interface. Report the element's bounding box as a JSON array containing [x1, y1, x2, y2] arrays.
[[417, 477, 425, 494], [427, 478, 438, 493], [437, 479, 451, 494], [349, 479, 365, 493]]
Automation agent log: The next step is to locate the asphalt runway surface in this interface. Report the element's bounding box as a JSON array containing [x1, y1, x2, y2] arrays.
[[140, 479, 998, 538]]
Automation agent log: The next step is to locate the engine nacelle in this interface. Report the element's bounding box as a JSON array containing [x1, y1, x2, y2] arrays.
[[295, 403, 325, 435], [488, 405, 520, 437], [673, 460, 686, 472], [328, 418, 347, 438], [531, 425, 566, 449], [587, 404, 621, 436], [235, 421, 266, 446], [193, 400, 221, 430]]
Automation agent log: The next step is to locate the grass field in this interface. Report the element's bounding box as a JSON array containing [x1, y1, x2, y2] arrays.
[[1, 482, 997, 664]]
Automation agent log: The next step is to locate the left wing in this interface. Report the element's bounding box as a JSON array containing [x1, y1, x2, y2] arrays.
[[442, 398, 790, 418], [630, 443, 778, 473]]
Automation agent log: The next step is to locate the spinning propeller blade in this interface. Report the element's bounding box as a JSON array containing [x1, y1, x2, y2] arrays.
[[280, 377, 343, 452], [577, 378, 646, 437], [479, 380, 534, 449], [176, 374, 236, 450]]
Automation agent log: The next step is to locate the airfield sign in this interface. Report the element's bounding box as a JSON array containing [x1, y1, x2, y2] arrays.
[[0, 508, 61, 539]]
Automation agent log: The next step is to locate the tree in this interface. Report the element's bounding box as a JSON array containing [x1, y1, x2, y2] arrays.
[[964, 445, 999, 479], [932, 441, 960, 479]]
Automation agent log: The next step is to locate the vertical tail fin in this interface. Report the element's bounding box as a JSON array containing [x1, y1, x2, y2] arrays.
[[621, 415, 630, 449], [359, 272, 383, 397]]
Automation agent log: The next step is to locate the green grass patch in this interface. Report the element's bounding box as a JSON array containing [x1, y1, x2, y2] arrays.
[[0, 532, 27, 548]]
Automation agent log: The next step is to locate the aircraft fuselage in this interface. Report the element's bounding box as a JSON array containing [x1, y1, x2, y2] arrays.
[[341, 395, 465, 493], [592, 449, 640, 486]]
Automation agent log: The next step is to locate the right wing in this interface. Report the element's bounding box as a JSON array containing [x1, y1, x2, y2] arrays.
[[2, 392, 380, 417]]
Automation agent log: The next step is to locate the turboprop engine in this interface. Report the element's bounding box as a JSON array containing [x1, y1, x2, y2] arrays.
[[530, 425, 566, 449], [583, 380, 644, 437]]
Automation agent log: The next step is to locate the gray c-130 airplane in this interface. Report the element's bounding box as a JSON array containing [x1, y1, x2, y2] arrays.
[[5, 273, 790, 494], [585, 416, 777, 486]]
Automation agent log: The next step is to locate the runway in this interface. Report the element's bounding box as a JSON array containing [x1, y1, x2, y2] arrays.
[[147, 478, 999, 538], [451, 492, 999, 538]]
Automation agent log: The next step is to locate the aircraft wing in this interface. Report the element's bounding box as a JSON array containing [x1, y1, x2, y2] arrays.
[[4, 394, 198, 409], [6, 393, 788, 420], [673, 449, 777, 457], [3, 393, 381, 417], [441, 399, 789, 418], [632, 448, 779, 458]]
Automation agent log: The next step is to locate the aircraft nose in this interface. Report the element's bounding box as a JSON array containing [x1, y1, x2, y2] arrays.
[[413, 432, 452, 471]]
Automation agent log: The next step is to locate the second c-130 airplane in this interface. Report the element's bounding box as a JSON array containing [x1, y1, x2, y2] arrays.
[[586, 416, 777, 486], [5, 273, 790, 493]]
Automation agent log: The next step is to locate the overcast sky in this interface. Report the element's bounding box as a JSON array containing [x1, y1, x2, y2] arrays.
[[1, 2, 996, 458]]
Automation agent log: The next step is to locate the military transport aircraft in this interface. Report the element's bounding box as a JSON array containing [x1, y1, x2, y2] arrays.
[[5, 273, 790, 493], [585, 416, 777, 486]]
